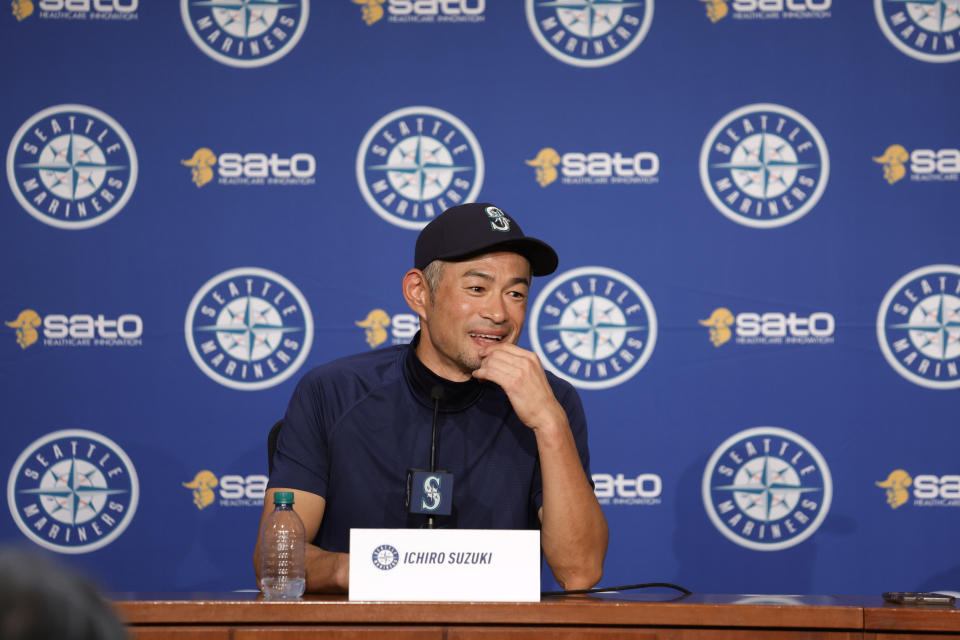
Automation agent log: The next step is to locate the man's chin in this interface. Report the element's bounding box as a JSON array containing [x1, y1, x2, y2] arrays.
[[455, 351, 483, 374]]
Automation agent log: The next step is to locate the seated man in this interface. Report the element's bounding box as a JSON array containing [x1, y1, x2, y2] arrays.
[[254, 202, 608, 593]]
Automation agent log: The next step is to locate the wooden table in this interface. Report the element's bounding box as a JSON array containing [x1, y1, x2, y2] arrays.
[[111, 592, 960, 639]]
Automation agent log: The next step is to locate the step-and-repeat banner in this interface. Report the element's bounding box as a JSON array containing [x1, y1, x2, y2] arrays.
[[2, 1, 958, 594]]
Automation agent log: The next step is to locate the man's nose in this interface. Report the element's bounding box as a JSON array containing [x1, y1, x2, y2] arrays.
[[481, 295, 507, 323]]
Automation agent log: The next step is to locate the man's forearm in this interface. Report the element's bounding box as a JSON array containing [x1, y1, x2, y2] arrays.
[[305, 544, 349, 593], [536, 417, 608, 590]]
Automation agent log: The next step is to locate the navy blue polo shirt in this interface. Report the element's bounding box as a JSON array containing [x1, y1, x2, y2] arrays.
[[268, 335, 592, 553]]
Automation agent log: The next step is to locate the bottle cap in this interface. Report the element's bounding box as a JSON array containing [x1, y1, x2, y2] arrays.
[[273, 491, 294, 505]]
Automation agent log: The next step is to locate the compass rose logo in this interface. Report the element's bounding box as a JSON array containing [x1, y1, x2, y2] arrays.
[[180, 0, 308, 68], [529, 266, 657, 390], [877, 264, 960, 389], [874, 0, 960, 63], [356, 106, 484, 230], [372, 544, 399, 570], [6, 104, 137, 230], [525, 0, 654, 68], [702, 427, 832, 551], [700, 104, 829, 229], [185, 267, 313, 390], [7, 429, 139, 554]]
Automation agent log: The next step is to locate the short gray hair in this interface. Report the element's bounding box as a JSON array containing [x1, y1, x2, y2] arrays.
[[421, 260, 445, 299]]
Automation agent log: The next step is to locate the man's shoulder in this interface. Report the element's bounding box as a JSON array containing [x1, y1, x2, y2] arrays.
[[304, 344, 409, 378], [298, 343, 407, 387]]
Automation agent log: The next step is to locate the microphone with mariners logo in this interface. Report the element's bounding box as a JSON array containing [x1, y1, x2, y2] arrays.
[[406, 385, 454, 528]]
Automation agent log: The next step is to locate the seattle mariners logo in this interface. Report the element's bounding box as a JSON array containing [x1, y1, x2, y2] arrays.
[[874, 0, 960, 63], [486, 205, 510, 231], [421, 475, 442, 511], [525, 0, 654, 68], [877, 264, 960, 390], [702, 427, 832, 551], [6, 104, 137, 230], [372, 544, 399, 570], [185, 267, 313, 391], [700, 104, 829, 229], [356, 106, 484, 230], [180, 0, 308, 68], [7, 429, 139, 554], [530, 266, 657, 390]]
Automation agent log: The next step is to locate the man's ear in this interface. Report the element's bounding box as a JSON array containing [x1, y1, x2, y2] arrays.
[[402, 269, 430, 318]]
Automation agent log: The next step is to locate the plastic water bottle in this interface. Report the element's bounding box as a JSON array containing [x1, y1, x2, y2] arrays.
[[259, 491, 306, 598]]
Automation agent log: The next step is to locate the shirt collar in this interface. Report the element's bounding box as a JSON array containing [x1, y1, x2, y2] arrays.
[[404, 332, 485, 411]]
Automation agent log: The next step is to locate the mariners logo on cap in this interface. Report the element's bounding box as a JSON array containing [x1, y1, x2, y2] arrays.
[[702, 426, 832, 551], [530, 266, 656, 390], [180, 0, 308, 68], [6, 104, 137, 230], [525, 0, 654, 68], [485, 205, 511, 232], [356, 106, 484, 230], [874, 0, 960, 63], [7, 429, 139, 554], [185, 267, 313, 391], [700, 103, 829, 229], [877, 264, 960, 390]]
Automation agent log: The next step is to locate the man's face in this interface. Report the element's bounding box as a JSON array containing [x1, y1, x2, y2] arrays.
[[417, 251, 531, 381]]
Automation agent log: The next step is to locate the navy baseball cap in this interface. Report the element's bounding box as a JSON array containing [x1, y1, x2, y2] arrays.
[[414, 203, 558, 276]]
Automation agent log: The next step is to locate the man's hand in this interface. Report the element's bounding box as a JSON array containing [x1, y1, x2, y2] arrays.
[[472, 342, 566, 433]]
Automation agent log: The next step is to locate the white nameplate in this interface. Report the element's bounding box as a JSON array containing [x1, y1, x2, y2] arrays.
[[349, 528, 540, 602]]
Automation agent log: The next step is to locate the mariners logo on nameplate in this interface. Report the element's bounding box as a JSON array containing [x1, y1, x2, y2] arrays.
[[6, 104, 137, 230], [529, 266, 657, 390], [371, 544, 400, 570], [185, 267, 313, 391], [525, 0, 654, 68], [874, 0, 960, 63], [700, 103, 829, 228], [7, 429, 139, 554], [876, 264, 960, 390], [702, 426, 832, 551], [180, 0, 309, 68], [356, 106, 484, 230]]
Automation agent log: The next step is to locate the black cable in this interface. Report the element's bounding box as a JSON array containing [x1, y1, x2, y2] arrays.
[[541, 582, 692, 597], [426, 385, 443, 530], [429, 385, 442, 472]]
